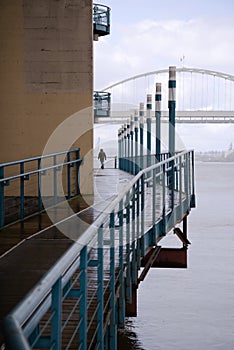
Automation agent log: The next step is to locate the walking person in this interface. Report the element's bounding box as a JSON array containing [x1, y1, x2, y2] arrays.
[[98, 148, 106, 169]]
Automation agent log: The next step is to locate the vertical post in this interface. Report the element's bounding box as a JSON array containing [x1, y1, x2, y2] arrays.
[[123, 123, 127, 172], [152, 168, 156, 244], [0, 166, 5, 228], [134, 110, 139, 175], [168, 66, 176, 210], [118, 199, 125, 328], [109, 212, 116, 349], [146, 94, 152, 169], [20, 163, 25, 220], [136, 179, 141, 269], [140, 174, 145, 256], [127, 119, 130, 173], [139, 103, 144, 171], [190, 150, 196, 208], [53, 155, 58, 205], [125, 191, 132, 303], [130, 115, 134, 174], [79, 246, 87, 350], [97, 225, 104, 350], [67, 151, 71, 199], [51, 278, 62, 350], [76, 149, 80, 195], [118, 128, 121, 170], [155, 83, 162, 161], [38, 159, 42, 212]]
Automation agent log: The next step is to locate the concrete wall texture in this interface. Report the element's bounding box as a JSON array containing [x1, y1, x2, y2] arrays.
[[0, 0, 94, 194]]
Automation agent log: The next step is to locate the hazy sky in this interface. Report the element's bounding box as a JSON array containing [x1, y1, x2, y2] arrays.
[[94, 0, 234, 89], [94, 1, 234, 152]]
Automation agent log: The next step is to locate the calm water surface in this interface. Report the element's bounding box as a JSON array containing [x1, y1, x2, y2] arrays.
[[118, 162, 234, 350]]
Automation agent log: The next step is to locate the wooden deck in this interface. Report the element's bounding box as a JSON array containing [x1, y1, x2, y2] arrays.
[[0, 168, 134, 345], [0, 167, 185, 347]]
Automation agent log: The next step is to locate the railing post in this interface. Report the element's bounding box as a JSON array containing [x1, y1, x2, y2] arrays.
[[97, 225, 104, 350], [136, 179, 141, 269], [125, 191, 132, 303], [130, 114, 134, 174], [51, 278, 62, 350], [109, 212, 116, 349], [162, 163, 166, 235], [140, 174, 145, 256], [118, 128, 121, 170], [53, 155, 58, 205], [20, 163, 25, 220], [67, 150, 71, 199], [168, 66, 176, 210], [0, 166, 5, 227], [134, 110, 139, 175], [123, 123, 127, 172], [38, 159, 42, 212], [139, 103, 144, 171], [152, 168, 157, 244], [127, 119, 130, 173], [146, 94, 152, 169], [118, 199, 125, 328], [131, 185, 137, 285], [190, 150, 196, 208], [155, 82, 162, 162], [79, 246, 88, 350], [75, 149, 80, 195]]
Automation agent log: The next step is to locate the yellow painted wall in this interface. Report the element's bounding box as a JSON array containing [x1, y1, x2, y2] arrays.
[[0, 0, 94, 194]]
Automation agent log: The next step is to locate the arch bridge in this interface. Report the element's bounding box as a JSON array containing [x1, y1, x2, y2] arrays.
[[95, 67, 234, 123]]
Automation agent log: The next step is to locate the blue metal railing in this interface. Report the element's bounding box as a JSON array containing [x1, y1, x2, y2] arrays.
[[3, 150, 195, 350], [93, 3, 110, 37], [0, 149, 82, 228]]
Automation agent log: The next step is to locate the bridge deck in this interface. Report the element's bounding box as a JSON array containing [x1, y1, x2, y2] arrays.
[[0, 168, 133, 344], [0, 166, 186, 348]]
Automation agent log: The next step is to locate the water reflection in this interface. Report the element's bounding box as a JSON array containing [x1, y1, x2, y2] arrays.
[[118, 319, 144, 350]]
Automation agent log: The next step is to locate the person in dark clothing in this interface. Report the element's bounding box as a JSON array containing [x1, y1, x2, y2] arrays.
[[98, 149, 106, 169]]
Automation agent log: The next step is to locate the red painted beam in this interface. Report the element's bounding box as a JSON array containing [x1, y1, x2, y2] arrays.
[[141, 247, 187, 269]]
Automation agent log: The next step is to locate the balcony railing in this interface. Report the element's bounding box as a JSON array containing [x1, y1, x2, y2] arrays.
[[93, 3, 110, 40], [94, 91, 111, 119]]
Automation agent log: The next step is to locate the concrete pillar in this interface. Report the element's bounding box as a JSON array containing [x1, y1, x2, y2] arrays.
[[155, 83, 162, 161], [0, 0, 94, 195], [146, 94, 152, 169], [134, 110, 139, 174], [139, 103, 144, 170]]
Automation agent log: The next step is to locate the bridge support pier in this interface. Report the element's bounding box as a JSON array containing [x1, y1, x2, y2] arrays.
[[125, 285, 138, 317]]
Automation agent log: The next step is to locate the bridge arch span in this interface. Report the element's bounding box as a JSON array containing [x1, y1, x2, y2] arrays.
[[102, 67, 234, 91]]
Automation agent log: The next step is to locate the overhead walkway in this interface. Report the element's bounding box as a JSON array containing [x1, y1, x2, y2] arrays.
[[1, 150, 195, 350]]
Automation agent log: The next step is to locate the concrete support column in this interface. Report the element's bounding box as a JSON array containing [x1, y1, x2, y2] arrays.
[[130, 115, 134, 174], [139, 103, 144, 171], [168, 66, 176, 209], [168, 66, 176, 157], [134, 110, 139, 174], [146, 94, 152, 169], [155, 83, 162, 162], [126, 119, 131, 173], [123, 123, 127, 171]]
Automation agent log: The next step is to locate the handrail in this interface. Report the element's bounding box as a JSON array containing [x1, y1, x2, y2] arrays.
[[0, 148, 82, 228], [3, 150, 195, 349], [0, 149, 80, 168]]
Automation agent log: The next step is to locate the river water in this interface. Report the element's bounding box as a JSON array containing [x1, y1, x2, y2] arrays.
[[118, 161, 234, 350]]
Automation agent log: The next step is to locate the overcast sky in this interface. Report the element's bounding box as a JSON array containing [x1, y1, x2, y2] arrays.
[[94, 1, 234, 152], [94, 0, 234, 89]]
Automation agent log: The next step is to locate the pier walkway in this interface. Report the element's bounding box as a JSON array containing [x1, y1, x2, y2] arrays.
[[1, 150, 195, 349]]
